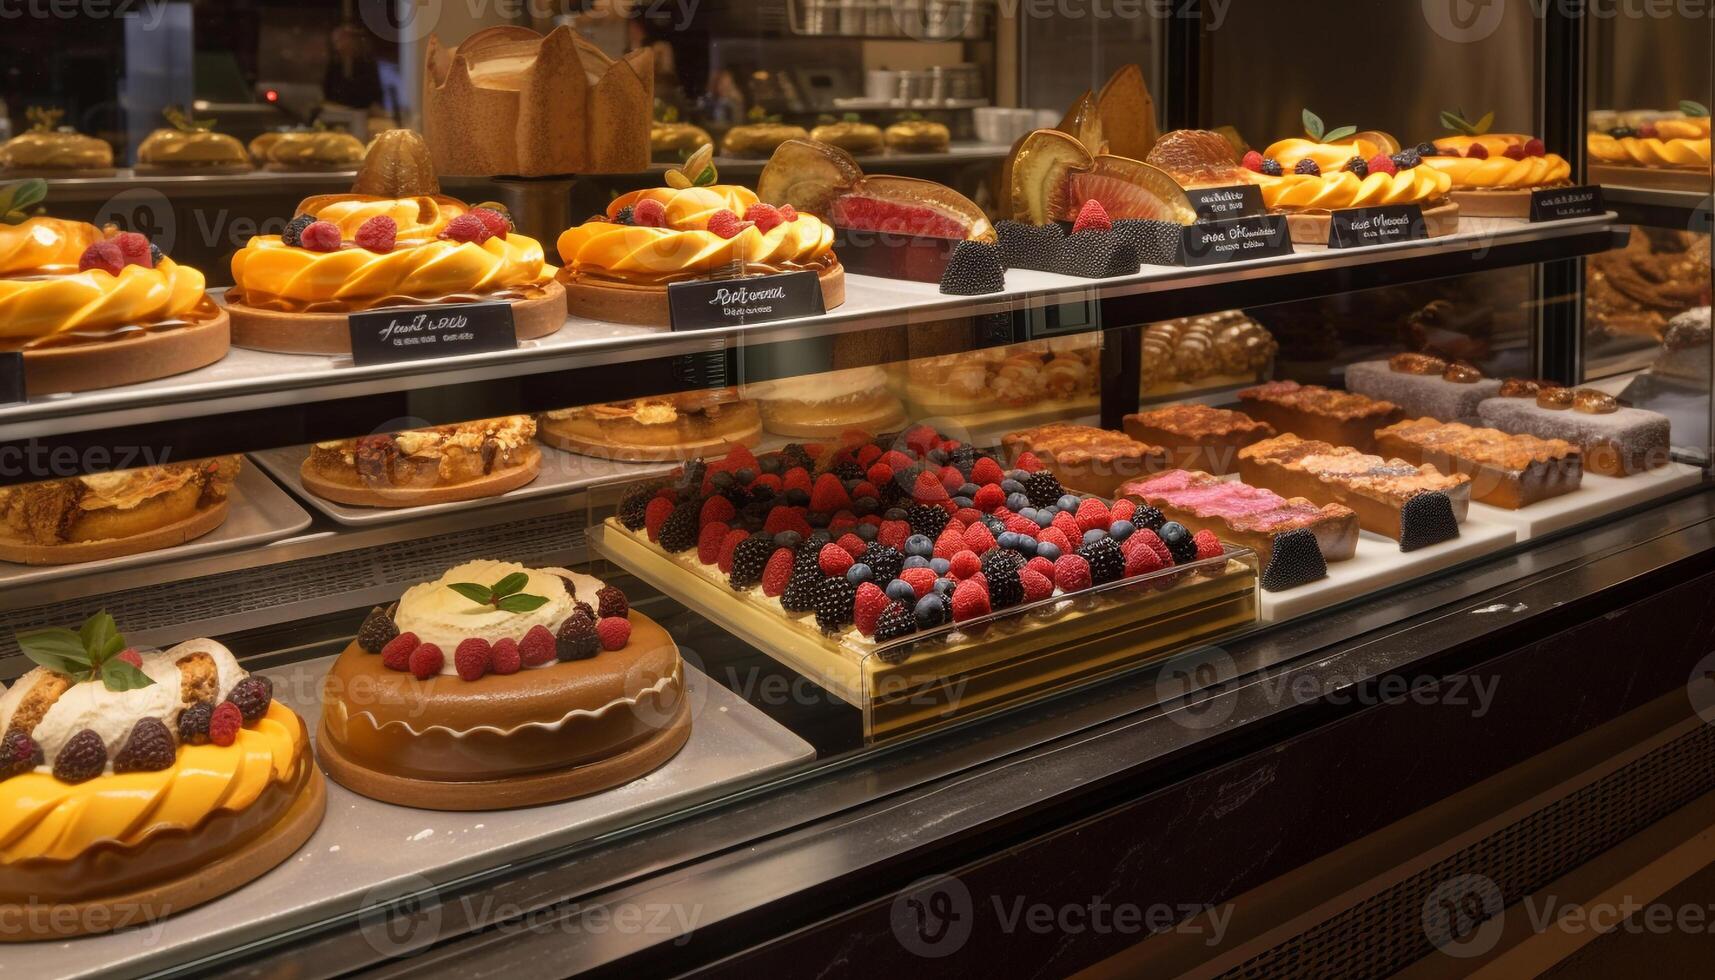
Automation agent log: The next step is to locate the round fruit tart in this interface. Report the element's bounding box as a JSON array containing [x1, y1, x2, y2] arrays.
[[1237, 113, 1458, 242], [223, 130, 565, 354], [248, 128, 367, 172], [0, 180, 230, 394], [134, 106, 251, 175], [1587, 104, 1711, 191], [317, 561, 688, 809], [0, 613, 323, 939], [555, 146, 843, 325], [1423, 112, 1573, 217], [0, 107, 115, 177]]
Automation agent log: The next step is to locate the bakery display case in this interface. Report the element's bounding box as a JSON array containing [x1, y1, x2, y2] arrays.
[[3, 3, 1714, 977]]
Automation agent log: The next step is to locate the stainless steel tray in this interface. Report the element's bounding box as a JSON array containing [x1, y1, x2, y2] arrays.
[[249, 442, 676, 527], [16, 655, 814, 980], [0, 463, 311, 588]]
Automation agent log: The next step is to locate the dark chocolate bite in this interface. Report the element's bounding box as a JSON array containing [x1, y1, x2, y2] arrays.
[[1399, 492, 1461, 552], [1260, 528, 1328, 592]]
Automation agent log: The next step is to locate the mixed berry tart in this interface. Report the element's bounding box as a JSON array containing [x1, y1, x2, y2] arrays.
[[0, 613, 323, 938]]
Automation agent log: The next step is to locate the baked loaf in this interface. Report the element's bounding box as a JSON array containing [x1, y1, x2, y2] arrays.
[[1123, 403, 1274, 475], [301, 416, 541, 506], [1345, 354, 1502, 423], [1001, 424, 1168, 497], [1653, 306, 1711, 382], [1238, 433, 1469, 549], [0, 457, 240, 565], [1374, 418, 1582, 509], [1120, 468, 1357, 567], [1477, 386, 1671, 477], [1140, 311, 1277, 391], [1237, 380, 1403, 453], [538, 390, 762, 461]]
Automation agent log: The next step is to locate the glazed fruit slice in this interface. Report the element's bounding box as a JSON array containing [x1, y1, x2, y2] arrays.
[[1011, 130, 1195, 224], [1056, 91, 1106, 153], [1096, 64, 1158, 161], [759, 140, 994, 242], [829, 175, 995, 242], [755, 138, 865, 217]]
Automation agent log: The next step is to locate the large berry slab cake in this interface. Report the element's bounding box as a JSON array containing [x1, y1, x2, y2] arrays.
[[593, 428, 1258, 737]]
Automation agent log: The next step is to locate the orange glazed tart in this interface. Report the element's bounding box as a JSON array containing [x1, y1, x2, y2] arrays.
[[0, 180, 229, 394], [1587, 105, 1710, 190], [1, 613, 323, 939], [0, 107, 115, 177], [224, 130, 565, 354], [317, 561, 689, 810], [1236, 113, 1458, 242], [1425, 120, 1573, 218], [555, 148, 843, 326]]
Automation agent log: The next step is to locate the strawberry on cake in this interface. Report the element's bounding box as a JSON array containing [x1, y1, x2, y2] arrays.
[[316, 560, 687, 810]]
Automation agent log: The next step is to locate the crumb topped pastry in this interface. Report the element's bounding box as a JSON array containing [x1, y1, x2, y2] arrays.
[[538, 390, 762, 461], [1239, 433, 1469, 548], [0, 613, 322, 935], [1001, 423, 1169, 496], [1120, 468, 1357, 568], [1123, 404, 1275, 475], [301, 416, 541, 507], [0, 457, 240, 565], [1479, 385, 1671, 477], [1238, 380, 1404, 453], [1374, 418, 1582, 508]]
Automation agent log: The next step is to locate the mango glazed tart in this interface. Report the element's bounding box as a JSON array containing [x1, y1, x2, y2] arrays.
[[0, 179, 230, 394], [223, 129, 567, 354], [0, 612, 324, 940], [1419, 110, 1573, 217], [555, 146, 844, 326], [1235, 112, 1459, 242]]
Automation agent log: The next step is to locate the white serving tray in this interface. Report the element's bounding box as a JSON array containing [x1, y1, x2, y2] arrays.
[[0, 463, 311, 588], [1466, 461, 1704, 539], [1259, 517, 1519, 623], [250, 442, 673, 527]]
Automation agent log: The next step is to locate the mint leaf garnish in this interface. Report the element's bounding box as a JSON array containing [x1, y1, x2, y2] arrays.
[[16, 627, 92, 675], [100, 657, 154, 692], [15, 610, 153, 691], [1324, 125, 1357, 142], [491, 573, 529, 599], [450, 573, 548, 613], [1302, 109, 1324, 142], [496, 594, 551, 614], [448, 583, 494, 605]]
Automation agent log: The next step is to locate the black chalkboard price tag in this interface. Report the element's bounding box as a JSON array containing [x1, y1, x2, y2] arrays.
[[1327, 205, 1426, 248], [0, 351, 24, 405], [1530, 185, 1604, 222], [1185, 184, 1265, 222], [1179, 214, 1294, 267], [347, 301, 517, 366], [668, 270, 825, 331]]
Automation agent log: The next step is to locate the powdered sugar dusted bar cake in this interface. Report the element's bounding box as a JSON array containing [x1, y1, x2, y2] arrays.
[[1477, 381, 1670, 477], [1346, 353, 1503, 423]]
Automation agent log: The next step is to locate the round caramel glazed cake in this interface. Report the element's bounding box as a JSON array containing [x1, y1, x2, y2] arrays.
[[317, 563, 689, 810], [0, 634, 324, 939]]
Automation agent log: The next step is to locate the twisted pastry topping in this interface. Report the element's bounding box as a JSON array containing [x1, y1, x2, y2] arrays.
[[556, 186, 835, 283], [0, 130, 113, 170], [1587, 130, 1711, 169], [0, 219, 209, 343], [0, 702, 306, 863], [230, 216, 551, 313], [252, 130, 365, 167], [138, 127, 248, 166], [1423, 138, 1572, 188], [1253, 167, 1450, 210]]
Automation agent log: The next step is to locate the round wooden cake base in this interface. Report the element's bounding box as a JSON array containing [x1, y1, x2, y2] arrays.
[[225, 280, 567, 355], [132, 162, 254, 176], [299, 447, 541, 508], [0, 499, 229, 566], [562, 262, 845, 327], [1447, 186, 1573, 218], [20, 310, 230, 395], [315, 697, 691, 811], [1587, 162, 1711, 193], [0, 768, 326, 942], [760, 403, 908, 438], [1285, 200, 1461, 245], [537, 421, 762, 462]]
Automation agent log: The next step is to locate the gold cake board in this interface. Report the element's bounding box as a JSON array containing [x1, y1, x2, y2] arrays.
[[314, 698, 691, 811], [592, 521, 1258, 742], [225, 280, 567, 355], [2, 769, 327, 942], [20, 309, 230, 395]]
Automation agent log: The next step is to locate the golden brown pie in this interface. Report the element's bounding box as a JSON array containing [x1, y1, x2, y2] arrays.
[[302, 416, 540, 507], [538, 391, 761, 461], [1001, 424, 1168, 497], [0, 457, 240, 565]]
